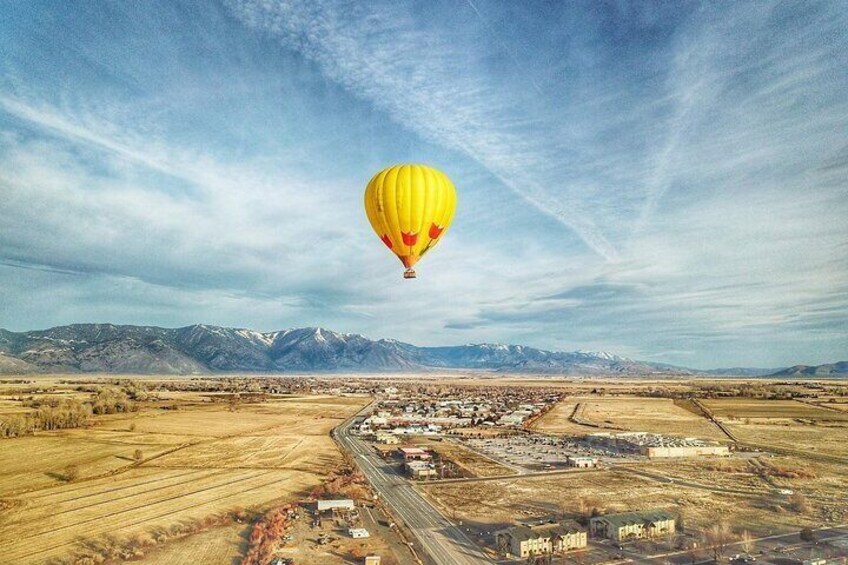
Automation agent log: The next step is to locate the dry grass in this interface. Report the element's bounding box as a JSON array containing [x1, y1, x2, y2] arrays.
[[724, 420, 848, 459], [147, 435, 342, 474], [98, 409, 296, 437], [530, 400, 595, 435], [0, 468, 308, 562], [533, 396, 727, 440], [628, 458, 772, 493], [0, 434, 182, 495], [0, 393, 366, 565], [420, 469, 821, 536], [700, 399, 848, 459], [135, 522, 248, 564], [702, 399, 848, 421]]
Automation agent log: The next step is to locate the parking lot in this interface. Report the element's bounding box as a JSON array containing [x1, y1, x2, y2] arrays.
[[463, 434, 644, 471]]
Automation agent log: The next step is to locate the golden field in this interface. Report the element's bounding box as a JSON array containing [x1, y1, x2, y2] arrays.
[[0, 385, 366, 565], [533, 396, 728, 440]]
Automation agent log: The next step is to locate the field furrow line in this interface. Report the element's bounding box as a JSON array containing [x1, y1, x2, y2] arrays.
[[20, 468, 202, 502], [3, 472, 300, 563], [0, 469, 271, 544], [2, 469, 227, 528]]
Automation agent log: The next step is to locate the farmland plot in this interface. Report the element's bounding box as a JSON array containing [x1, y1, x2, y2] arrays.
[[136, 522, 248, 564], [533, 396, 726, 440], [702, 399, 848, 421], [723, 420, 848, 459], [531, 400, 596, 435], [0, 468, 316, 564], [0, 434, 182, 496], [0, 393, 366, 565], [702, 398, 848, 459], [147, 434, 343, 474]]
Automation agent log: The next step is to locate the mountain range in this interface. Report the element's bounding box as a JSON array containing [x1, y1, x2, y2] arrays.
[[0, 324, 844, 377]]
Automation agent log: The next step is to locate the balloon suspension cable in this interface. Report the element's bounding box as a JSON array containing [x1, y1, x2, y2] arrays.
[[403, 268, 417, 279]]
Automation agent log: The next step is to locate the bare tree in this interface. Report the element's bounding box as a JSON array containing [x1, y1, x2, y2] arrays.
[[683, 536, 706, 565], [705, 520, 736, 562], [740, 529, 754, 553], [575, 496, 587, 516]]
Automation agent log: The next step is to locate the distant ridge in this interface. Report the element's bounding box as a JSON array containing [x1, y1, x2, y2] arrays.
[[0, 323, 840, 377], [704, 367, 783, 377], [768, 361, 848, 377]]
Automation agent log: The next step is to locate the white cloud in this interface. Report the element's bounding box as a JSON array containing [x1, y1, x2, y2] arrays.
[[227, 0, 623, 260], [1, 1, 846, 367]]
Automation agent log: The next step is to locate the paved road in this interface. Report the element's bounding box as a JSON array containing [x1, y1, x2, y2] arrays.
[[334, 413, 494, 565]]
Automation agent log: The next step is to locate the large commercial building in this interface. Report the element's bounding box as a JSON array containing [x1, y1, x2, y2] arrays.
[[587, 432, 729, 458], [495, 521, 587, 558], [643, 445, 729, 458], [590, 509, 676, 541]]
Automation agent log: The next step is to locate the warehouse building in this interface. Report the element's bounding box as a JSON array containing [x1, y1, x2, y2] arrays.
[[587, 432, 728, 458], [643, 445, 729, 458]]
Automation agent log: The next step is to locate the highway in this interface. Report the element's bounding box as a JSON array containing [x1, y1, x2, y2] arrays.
[[334, 413, 494, 565]]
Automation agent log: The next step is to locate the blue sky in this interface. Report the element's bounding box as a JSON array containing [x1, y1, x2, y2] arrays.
[[1, 1, 846, 368]]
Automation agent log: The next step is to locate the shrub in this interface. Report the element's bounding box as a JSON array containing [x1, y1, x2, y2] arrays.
[[789, 493, 812, 514], [65, 464, 80, 482]]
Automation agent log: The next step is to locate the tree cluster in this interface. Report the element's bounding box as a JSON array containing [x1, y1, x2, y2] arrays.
[[240, 504, 297, 565], [1, 388, 139, 438]]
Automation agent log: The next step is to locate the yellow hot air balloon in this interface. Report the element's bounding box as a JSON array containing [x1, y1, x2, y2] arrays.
[[364, 164, 457, 279]]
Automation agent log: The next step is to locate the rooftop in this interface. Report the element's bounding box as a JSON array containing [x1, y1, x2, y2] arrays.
[[592, 509, 676, 528], [500, 521, 586, 541], [400, 447, 429, 455]]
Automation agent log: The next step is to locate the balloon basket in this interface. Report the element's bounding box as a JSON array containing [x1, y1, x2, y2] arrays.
[[403, 268, 417, 279]]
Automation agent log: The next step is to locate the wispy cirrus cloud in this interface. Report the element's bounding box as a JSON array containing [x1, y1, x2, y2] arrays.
[[227, 0, 626, 260], [1, 1, 846, 368]]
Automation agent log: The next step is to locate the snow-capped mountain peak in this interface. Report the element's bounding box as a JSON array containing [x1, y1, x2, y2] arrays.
[[0, 323, 703, 375]]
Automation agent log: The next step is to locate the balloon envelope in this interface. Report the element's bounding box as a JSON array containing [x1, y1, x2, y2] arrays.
[[364, 164, 457, 277]]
